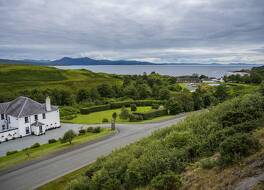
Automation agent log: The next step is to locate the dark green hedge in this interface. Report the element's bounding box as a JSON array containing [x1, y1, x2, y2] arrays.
[[133, 109, 168, 120], [80, 100, 164, 114], [80, 104, 111, 114]]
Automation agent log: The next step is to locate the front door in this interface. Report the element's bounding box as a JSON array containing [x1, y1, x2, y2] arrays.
[[39, 126, 43, 134]]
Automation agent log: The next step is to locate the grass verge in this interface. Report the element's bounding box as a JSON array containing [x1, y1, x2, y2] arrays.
[[0, 128, 113, 172]]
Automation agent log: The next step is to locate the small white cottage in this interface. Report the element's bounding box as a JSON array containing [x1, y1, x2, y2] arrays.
[[0, 96, 60, 142]]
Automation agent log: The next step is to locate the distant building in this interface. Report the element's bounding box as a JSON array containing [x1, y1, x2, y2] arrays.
[[0, 96, 60, 142]]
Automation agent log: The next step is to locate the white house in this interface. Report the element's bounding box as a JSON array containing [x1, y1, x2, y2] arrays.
[[0, 96, 60, 142]]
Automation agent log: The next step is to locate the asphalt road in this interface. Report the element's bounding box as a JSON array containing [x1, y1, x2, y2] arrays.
[[0, 114, 185, 190]]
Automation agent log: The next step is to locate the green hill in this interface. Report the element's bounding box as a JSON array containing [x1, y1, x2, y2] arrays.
[[0, 63, 122, 101]]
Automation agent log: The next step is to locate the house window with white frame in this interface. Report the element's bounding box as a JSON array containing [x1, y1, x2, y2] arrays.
[[34, 114, 38, 121], [1, 114, 4, 120], [42, 113, 46, 119], [25, 117, 29, 123]]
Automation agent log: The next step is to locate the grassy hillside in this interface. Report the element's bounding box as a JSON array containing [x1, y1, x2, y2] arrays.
[[43, 91, 264, 190], [0, 63, 122, 101]]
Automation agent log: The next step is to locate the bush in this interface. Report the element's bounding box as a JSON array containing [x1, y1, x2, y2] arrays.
[[93, 127, 101, 133], [200, 158, 217, 169], [130, 104, 137, 111], [133, 109, 167, 120], [80, 104, 111, 114], [152, 104, 160, 109], [61, 130, 76, 144], [60, 106, 79, 117], [6, 150, 18, 156], [79, 129, 86, 135], [119, 106, 130, 120], [48, 139, 57, 144], [102, 118, 109, 123], [62, 115, 77, 120], [129, 114, 144, 122], [150, 171, 182, 190], [219, 133, 261, 166], [87, 127, 94, 133], [30, 142, 40, 149]]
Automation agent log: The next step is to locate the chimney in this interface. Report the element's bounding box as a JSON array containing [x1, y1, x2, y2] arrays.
[[45, 96, 51, 111]]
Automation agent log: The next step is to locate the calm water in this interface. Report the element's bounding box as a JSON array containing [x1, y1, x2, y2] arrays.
[[55, 65, 255, 78]]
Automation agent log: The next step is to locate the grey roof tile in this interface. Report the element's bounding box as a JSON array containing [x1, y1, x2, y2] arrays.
[[0, 96, 58, 118]]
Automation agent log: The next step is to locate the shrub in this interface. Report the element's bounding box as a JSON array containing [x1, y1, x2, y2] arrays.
[[60, 106, 79, 117], [62, 115, 77, 120], [200, 158, 217, 169], [48, 139, 57, 144], [30, 142, 40, 149], [61, 130, 76, 144], [93, 127, 101, 133], [152, 104, 160, 109], [87, 127, 94, 133], [79, 129, 86, 135], [130, 104, 137, 111], [6, 150, 18, 156], [219, 133, 261, 166], [102, 118, 109, 123], [150, 171, 182, 190], [129, 114, 144, 122], [80, 104, 111, 114], [119, 106, 130, 120], [133, 109, 167, 120]]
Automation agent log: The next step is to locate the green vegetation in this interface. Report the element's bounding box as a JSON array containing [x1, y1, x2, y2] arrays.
[[0, 64, 121, 102], [0, 128, 113, 171], [64, 106, 153, 124], [60, 92, 264, 190]]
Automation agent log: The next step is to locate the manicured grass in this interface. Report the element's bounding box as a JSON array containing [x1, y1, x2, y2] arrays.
[[64, 106, 153, 124], [0, 129, 113, 171]]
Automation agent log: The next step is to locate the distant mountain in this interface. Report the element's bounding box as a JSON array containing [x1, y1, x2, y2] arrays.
[[51, 57, 154, 65], [0, 57, 262, 66]]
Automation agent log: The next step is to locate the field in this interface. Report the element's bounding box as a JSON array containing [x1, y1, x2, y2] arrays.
[[64, 106, 153, 124], [0, 128, 113, 172], [0, 63, 122, 100]]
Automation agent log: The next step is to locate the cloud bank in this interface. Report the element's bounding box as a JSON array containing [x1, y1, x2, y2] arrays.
[[0, 0, 263, 63]]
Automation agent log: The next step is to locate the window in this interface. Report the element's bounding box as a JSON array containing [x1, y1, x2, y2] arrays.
[[8, 117, 10, 124], [1, 114, 4, 120], [25, 117, 29, 123], [25, 127, 30, 134], [34, 115, 38, 121], [2, 125, 5, 131], [42, 113, 46, 119]]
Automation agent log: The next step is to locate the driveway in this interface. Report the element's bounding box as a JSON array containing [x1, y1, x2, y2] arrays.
[[0, 114, 186, 190]]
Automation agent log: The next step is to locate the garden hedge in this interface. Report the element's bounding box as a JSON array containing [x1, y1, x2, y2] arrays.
[[80, 100, 164, 114], [133, 109, 168, 120]]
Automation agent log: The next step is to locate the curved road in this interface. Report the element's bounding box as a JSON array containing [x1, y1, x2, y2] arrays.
[[0, 114, 185, 190]]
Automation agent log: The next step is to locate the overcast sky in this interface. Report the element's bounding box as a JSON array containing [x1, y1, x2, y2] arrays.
[[0, 0, 263, 63]]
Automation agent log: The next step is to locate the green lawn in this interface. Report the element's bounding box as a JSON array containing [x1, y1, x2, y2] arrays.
[[64, 106, 153, 124], [0, 129, 113, 172]]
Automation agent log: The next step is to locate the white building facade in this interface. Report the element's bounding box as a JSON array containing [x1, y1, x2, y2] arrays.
[[0, 96, 60, 142]]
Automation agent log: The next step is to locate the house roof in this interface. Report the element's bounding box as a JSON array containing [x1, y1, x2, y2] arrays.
[[31, 121, 45, 127], [0, 96, 58, 118]]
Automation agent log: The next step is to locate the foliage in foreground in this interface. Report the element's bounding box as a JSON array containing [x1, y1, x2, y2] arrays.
[[66, 93, 264, 190]]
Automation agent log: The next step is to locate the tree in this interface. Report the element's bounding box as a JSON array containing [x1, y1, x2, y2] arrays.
[[119, 106, 130, 120], [61, 130, 76, 144], [76, 89, 89, 103], [165, 98, 183, 115], [159, 88, 171, 100], [214, 85, 228, 102], [137, 83, 151, 99], [97, 83, 114, 97], [260, 82, 264, 96]]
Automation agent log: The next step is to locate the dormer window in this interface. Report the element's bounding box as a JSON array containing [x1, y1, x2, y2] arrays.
[[34, 115, 38, 121]]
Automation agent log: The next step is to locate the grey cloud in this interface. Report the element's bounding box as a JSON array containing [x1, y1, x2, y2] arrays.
[[0, 0, 263, 63]]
